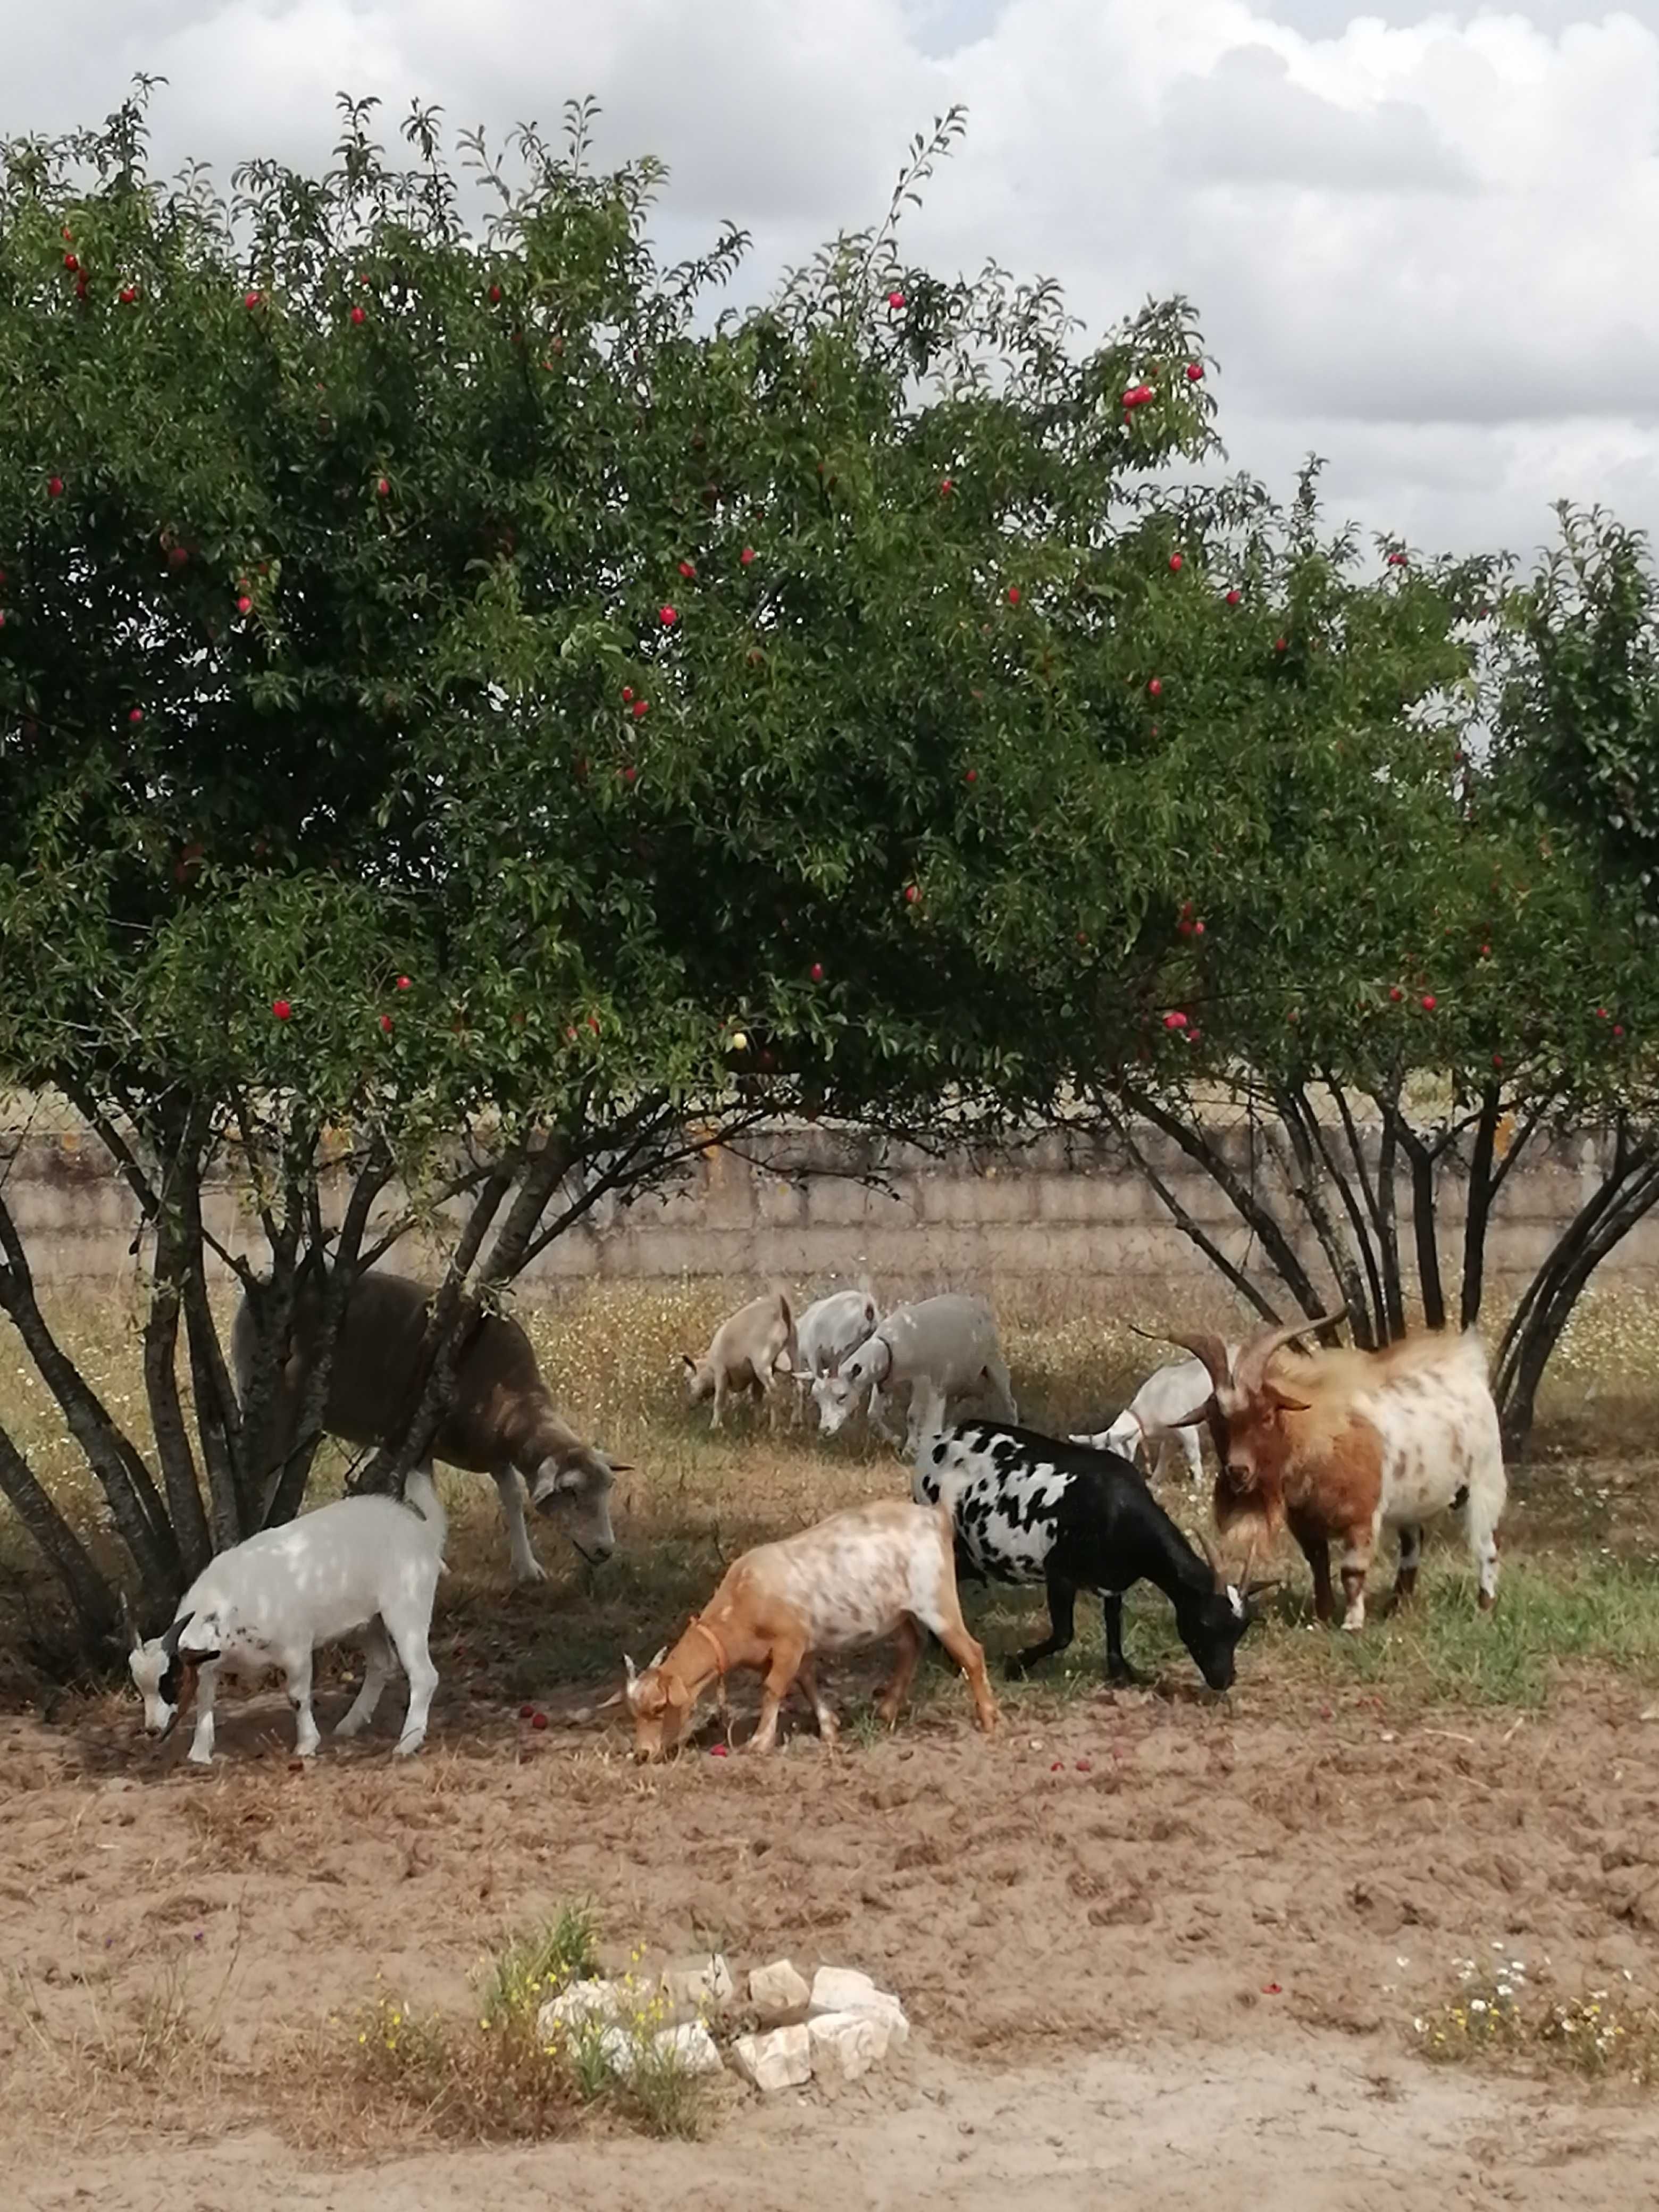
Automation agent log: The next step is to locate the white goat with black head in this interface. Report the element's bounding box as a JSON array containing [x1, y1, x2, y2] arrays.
[[127, 1469, 448, 1764]]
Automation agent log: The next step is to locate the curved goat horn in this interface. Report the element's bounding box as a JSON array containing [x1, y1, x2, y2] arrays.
[[1234, 1306, 1348, 1396], [1161, 1330, 1233, 1393]]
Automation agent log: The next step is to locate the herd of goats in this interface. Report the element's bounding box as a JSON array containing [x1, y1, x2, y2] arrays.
[[127, 1270, 1510, 1766]]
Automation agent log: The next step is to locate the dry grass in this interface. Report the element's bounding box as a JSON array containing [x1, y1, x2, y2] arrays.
[[4, 1908, 244, 2131], [5, 1277, 1659, 1722]]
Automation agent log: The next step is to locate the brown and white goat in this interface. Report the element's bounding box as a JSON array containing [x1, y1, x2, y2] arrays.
[[1166, 1311, 1506, 1630], [232, 1270, 626, 1585], [622, 1497, 1000, 1758], [680, 1286, 799, 1429]]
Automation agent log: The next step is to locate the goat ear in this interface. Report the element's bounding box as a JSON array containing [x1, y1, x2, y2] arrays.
[[650, 1645, 668, 1669], [680, 1353, 696, 1373], [623, 1653, 638, 1684]]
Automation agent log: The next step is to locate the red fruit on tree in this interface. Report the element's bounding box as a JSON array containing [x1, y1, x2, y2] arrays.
[[1168, 554, 1183, 572], [904, 885, 918, 904], [1596, 1007, 1609, 1020], [1615, 1025, 1626, 1039], [375, 476, 390, 497], [587, 1012, 601, 1033], [622, 765, 637, 783], [964, 768, 977, 784], [740, 546, 756, 565], [887, 289, 906, 308], [810, 962, 824, 982], [1147, 677, 1162, 697], [1421, 994, 1437, 1011], [1492, 1052, 1504, 1070], [1387, 551, 1407, 566], [1007, 585, 1020, 605], [621, 686, 634, 703], [632, 699, 649, 719], [271, 999, 292, 1021], [660, 605, 677, 626], [1275, 637, 1288, 653], [62, 253, 78, 272], [1185, 361, 1204, 382], [1194, 920, 1205, 936], [245, 290, 262, 309], [396, 975, 412, 992], [1163, 1010, 1188, 1030], [940, 477, 953, 495], [1389, 986, 1403, 1002], [1225, 588, 1241, 606], [678, 559, 696, 579], [350, 304, 365, 325], [489, 285, 502, 304], [47, 476, 63, 499], [128, 707, 143, 725], [237, 594, 252, 615], [379, 1013, 393, 1034]]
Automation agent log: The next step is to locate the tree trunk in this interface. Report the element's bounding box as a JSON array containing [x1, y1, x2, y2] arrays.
[[0, 1422, 119, 1645]]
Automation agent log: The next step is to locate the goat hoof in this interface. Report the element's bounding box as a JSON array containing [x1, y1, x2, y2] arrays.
[[1105, 1664, 1144, 1689], [393, 1735, 426, 1758]]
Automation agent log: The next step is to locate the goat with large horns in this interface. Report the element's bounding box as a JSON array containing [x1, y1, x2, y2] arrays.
[[1163, 1306, 1507, 1630]]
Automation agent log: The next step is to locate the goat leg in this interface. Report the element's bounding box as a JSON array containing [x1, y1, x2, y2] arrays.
[[1101, 1591, 1145, 1686], [795, 1655, 839, 1747], [1007, 1574, 1078, 1679]]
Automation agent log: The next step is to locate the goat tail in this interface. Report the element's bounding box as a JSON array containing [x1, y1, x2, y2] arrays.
[[404, 1466, 449, 1551], [856, 1273, 879, 1330]]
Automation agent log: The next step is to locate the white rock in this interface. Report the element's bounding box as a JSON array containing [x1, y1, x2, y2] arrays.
[[749, 1958, 811, 2014], [600, 2019, 724, 2081], [808, 1966, 909, 2047], [537, 1977, 626, 2037], [660, 1951, 734, 2009], [808, 2009, 886, 2082], [732, 2022, 812, 2093]]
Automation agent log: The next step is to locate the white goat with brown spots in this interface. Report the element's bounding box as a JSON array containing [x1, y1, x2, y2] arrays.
[[1165, 1310, 1506, 1630], [622, 1498, 1000, 1758], [680, 1285, 799, 1429]]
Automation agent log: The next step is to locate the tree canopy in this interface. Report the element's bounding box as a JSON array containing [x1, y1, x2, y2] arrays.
[[2, 87, 1657, 1660]]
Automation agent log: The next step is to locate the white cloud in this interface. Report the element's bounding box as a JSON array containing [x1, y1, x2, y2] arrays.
[[4, 0, 1659, 561]]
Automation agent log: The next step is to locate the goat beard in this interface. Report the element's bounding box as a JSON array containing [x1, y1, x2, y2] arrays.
[[1212, 1470, 1283, 1547]]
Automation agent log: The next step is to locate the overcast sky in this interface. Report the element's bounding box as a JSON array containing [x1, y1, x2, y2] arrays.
[[6, 0, 1658, 566]]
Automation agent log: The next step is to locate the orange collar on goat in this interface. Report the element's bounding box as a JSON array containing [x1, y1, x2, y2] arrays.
[[684, 1615, 731, 1677]]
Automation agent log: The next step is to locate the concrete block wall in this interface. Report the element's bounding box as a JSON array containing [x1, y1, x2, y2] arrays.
[[7, 1115, 1657, 1303]]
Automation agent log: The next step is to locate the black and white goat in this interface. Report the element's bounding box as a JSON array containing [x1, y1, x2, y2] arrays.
[[912, 1418, 1273, 1690]]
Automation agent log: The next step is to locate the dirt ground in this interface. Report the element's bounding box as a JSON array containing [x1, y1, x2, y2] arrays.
[[9, 1664, 1659, 2209], [9, 1283, 1659, 2207]]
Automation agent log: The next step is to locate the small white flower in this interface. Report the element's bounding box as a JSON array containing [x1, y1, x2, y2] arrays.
[[1396, 1956, 1410, 1968], [1471, 1999, 1488, 2014]]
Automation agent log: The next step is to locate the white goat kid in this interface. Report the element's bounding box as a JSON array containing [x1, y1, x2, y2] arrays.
[[814, 1293, 1017, 1454], [681, 1286, 799, 1429], [789, 1285, 881, 1428], [1070, 1350, 1239, 1489], [127, 1469, 448, 1765]]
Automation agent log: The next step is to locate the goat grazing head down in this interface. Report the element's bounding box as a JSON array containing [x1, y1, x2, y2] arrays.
[[1178, 1536, 1278, 1690], [621, 1644, 681, 1761], [127, 1607, 220, 1738], [529, 1445, 626, 1564], [1164, 1308, 1349, 1509], [812, 1334, 890, 1436]]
